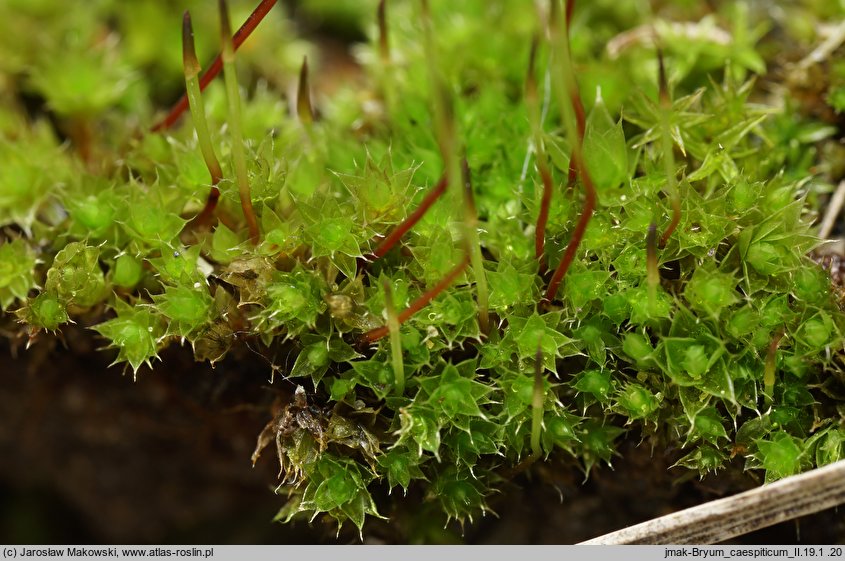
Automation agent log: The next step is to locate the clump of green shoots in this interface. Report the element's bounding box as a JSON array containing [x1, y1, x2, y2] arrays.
[[359, 253, 470, 345], [3, 0, 845, 541], [368, 174, 447, 260]]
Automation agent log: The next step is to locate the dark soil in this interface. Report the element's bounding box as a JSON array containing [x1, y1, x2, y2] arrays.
[[2, 329, 844, 544]]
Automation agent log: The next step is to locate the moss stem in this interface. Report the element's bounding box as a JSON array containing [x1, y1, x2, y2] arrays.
[[527, 34, 554, 267], [375, 0, 395, 116], [220, 0, 260, 245], [461, 159, 490, 334], [646, 221, 659, 311], [377, 0, 390, 65], [296, 56, 314, 127], [543, 0, 595, 304], [420, 1, 488, 334], [370, 175, 447, 260], [420, 0, 458, 202], [183, 11, 223, 227], [657, 49, 681, 248], [530, 344, 545, 459], [764, 331, 784, 406], [153, 0, 279, 132], [383, 281, 405, 395], [359, 255, 469, 345]]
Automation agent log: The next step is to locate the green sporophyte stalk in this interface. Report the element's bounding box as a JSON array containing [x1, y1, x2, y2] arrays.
[[2, 0, 845, 540]]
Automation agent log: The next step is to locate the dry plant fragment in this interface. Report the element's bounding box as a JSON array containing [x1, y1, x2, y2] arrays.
[[817, 179, 845, 239], [581, 459, 845, 544], [251, 386, 325, 483], [605, 21, 731, 60]]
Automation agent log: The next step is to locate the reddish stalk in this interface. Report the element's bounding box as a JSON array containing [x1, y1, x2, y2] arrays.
[[562, 0, 585, 192], [152, 0, 279, 132], [192, 187, 222, 229], [363, 0, 452, 264], [661, 197, 682, 249], [68, 117, 94, 167], [359, 254, 470, 345], [420, 0, 458, 195], [369, 175, 448, 260], [565, 89, 586, 191], [570, 91, 586, 140], [544, 153, 595, 303], [543, 0, 595, 303], [418, 1, 487, 334], [565, 159, 578, 189], [526, 35, 554, 264], [657, 47, 670, 106]]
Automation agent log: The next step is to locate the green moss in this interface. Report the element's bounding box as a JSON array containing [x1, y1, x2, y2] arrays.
[[2, 0, 845, 539], [0, 239, 38, 310]]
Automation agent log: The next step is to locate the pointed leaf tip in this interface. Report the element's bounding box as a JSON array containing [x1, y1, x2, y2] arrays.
[[297, 56, 314, 125], [526, 33, 539, 100], [377, 0, 389, 63], [182, 11, 200, 77], [657, 47, 670, 107]]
